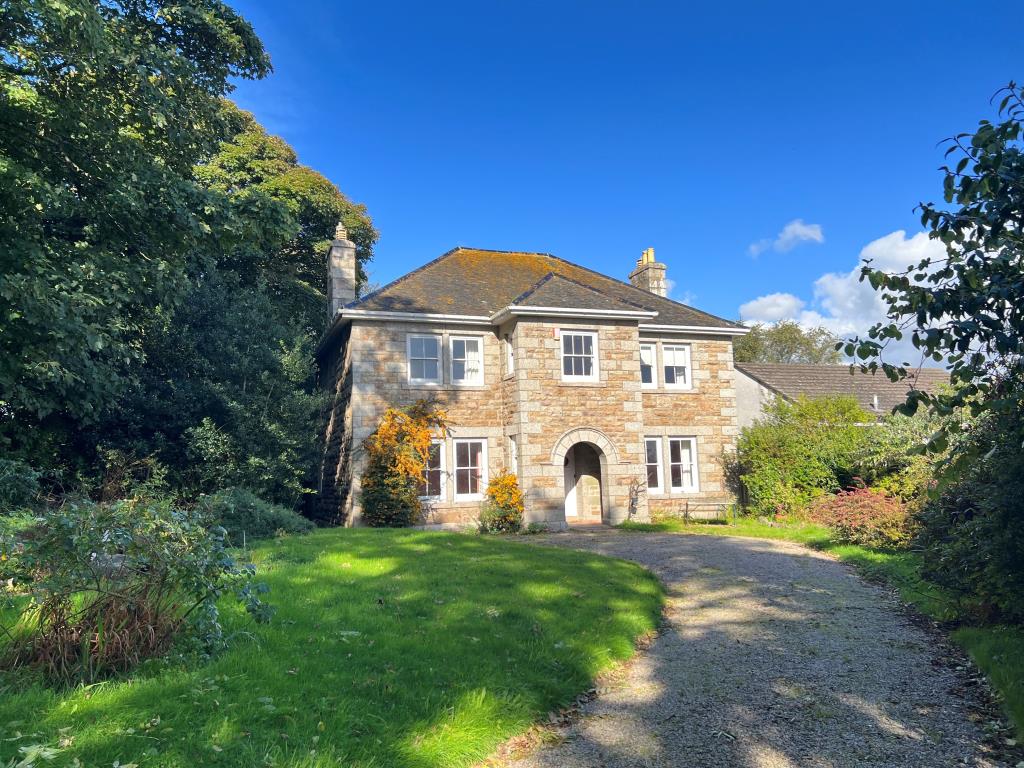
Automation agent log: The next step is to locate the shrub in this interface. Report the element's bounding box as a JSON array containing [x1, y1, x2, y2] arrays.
[[479, 472, 524, 534], [807, 487, 914, 549], [0, 498, 271, 685], [198, 487, 313, 544], [0, 459, 40, 512], [360, 401, 448, 528], [734, 395, 872, 516], [915, 409, 1024, 623]]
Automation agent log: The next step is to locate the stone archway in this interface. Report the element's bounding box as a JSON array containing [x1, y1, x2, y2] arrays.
[[550, 427, 619, 466], [552, 428, 618, 525]]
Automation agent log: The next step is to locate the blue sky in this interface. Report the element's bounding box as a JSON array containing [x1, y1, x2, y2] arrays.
[[228, 1, 1019, 346]]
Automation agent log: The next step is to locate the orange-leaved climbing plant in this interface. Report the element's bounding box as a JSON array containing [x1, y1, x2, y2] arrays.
[[360, 400, 448, 527]]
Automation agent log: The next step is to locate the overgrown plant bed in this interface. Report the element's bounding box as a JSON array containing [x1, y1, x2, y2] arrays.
[[619, 516, 1024, 740], [0, 529, 662, 767]]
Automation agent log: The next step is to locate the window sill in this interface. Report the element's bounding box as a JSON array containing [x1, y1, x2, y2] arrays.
[[453, 495, 484, 503], [558, 380, 606, 388]]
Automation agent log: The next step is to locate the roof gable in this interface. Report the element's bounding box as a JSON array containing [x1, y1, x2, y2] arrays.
[[350, 247, 743, 329]]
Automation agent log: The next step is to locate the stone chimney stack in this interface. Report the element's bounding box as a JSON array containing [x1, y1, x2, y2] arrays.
[[629, 247, 667, 297], [327, 222, 357, 320]]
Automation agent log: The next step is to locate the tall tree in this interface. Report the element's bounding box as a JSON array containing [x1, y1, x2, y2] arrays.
[[96, 106, 378, 505], [734, 321, 842, 364], [848, 82, 1024, 454], [0, 0, 269, 445]]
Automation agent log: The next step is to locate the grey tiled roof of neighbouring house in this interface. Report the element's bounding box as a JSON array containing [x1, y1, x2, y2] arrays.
[[734, 362, 950, 414], [349, 247, 744, 329]]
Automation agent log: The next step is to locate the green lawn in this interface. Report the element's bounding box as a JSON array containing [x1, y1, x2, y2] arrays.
[[0, 529, 663, 767], [621, 516, 1024, 739]]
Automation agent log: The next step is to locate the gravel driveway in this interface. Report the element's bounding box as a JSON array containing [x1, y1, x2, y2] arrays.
[[502, 530, 1006, 768]]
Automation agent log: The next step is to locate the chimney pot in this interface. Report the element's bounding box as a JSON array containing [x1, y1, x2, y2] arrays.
[[629, 246, 668, 297]]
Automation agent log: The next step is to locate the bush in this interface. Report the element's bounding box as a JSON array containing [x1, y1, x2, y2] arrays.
[[734, 395, 872, 516], [360, 401, 448, 528], [0, 459, 40, 512], [915, 409, 1024, 623], [807, 487, 914, 549], [198, 487, 314, 544], [0, 498, 271, 685], [479, 472, 524, 534]]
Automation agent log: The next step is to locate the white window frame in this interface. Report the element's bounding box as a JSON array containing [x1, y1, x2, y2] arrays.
[[643, 437, 663, 494], [663, 343, 692, 390], [453, 438, 488, 500], [559, 330, 599, 382], [639, 342, 658, 389], [667, 436, 700, 493], [449, 334, 484, 386], [508, 434, 519, 477], [406, 333, 442, 385], [418, 439, 445, 500], [504, 333, 515, 375]]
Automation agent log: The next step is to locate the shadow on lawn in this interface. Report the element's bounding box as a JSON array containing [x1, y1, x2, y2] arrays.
[[508, 532, 993, 768], [5, 530, 661, 768]]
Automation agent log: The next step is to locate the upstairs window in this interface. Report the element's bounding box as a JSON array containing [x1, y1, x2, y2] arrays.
[[450, 336, 483, 385], [504, 333, 515, 375], [644, 437, 663, 493], [454, 439, 487, 499], [407, 334, 441, 384], [561, 331, 598, 381], [663, 344, 692, 389], [418, 441, 444, 499], [640, 343, 657, 388], [668, 437, 699, 492]]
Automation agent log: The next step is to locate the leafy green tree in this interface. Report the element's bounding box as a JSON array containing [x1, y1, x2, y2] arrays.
[[0, 0, 269, 438], [195, 103, 377, 332], [734, 320, 842, 364], [848, 82, 1024, 456]]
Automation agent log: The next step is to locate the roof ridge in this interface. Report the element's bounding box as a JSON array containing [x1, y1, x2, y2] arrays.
[[540, 253, 744, 328], [346, 247, 467, 310], [510, 270, 648, 311]]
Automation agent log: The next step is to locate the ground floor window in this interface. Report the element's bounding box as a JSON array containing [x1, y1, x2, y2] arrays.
[[454, 439, 487, 498], [644, 437, 663, 493], [418, 441, 444, 499], [668, 437, 699, 492]]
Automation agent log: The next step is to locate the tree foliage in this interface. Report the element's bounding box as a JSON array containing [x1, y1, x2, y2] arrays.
[[360, 401, 448, 527], [848, 83, 1024, 457], [0, 0, 269, 431], [734, 321, 841, 364]]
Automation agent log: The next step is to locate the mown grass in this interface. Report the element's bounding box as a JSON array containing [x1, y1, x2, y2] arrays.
[[0, 528, 663, 767], [620, 515, 1024, 739]]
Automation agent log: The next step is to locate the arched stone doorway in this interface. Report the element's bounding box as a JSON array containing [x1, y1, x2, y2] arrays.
[[563, 442, 604, 524]]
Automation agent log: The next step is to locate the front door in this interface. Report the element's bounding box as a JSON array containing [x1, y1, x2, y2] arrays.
[[577, 474, 602, 520]]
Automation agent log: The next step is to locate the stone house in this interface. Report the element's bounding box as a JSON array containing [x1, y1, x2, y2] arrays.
[[316, 228, 748, 528]]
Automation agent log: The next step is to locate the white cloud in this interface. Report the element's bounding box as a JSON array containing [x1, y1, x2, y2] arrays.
[[737, 230, 946, 363], [739, 292, 806, 324], [749, 219, 825, 256]]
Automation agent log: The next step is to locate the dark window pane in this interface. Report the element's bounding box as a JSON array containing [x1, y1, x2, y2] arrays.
[[456, 470, 469, 495], [456, 442, 468, 466], [469, 468, 480, 495], [573, 336, 583, 354], [469, 441, 482, 466], [583, 335, 593, 354], [573, 357, 584, 376], [646, 442, 658, 464], [411, 337, 423, 357], [582, 357, 592, 376], [424, 360, 438, 380], [664, 367, 676, 384], [424, 337, 438, 357], [563, 357, 573, 375], [453, 361, 465, 380], [641, 364, 652, 384], [671, 464, 682, 488], [670, 441, 681, 463], [647, 465, 659, 488], [563, 336, 572, 354]]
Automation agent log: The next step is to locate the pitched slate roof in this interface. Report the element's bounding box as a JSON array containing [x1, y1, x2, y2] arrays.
[[349, 247, 743, 329], [735, 363, 950, 414]]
